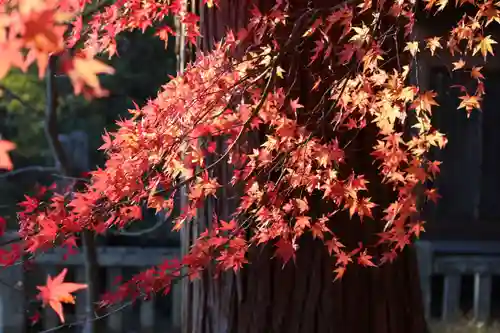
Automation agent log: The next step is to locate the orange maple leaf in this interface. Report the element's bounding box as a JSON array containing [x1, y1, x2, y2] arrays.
[[203, 0, 218, 7], [65, 53, 115, 97], [452, 59, 466, 71], [155, 26, 176, 48], [0, 41, 24, 79], [0, 140, 16, 170], [458, 94, 482, 116], [37, 268, 87, 323], [471, 66, 484, 80]]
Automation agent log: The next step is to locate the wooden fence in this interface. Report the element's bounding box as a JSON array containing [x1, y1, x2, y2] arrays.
[[0, 235, 181, 333], [1, 237, 499, 331], [416, 240, 500, 323]]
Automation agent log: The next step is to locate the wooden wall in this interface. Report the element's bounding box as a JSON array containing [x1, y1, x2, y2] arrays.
[[414, 11, 500, 240]]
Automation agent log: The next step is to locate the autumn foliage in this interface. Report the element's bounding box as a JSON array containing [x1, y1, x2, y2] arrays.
[[0, 0, 496, 324], [36, 268, 87, 323]]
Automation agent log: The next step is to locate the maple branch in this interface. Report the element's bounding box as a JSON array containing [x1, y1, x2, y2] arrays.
[[156, 65, 276, 198], [0, 166, 58, 179], [52, 173, 89, 182], [0, 236, 22, 247], [45, 57, 71, 175], [108, 209, 174, 237], [109, 218, 165, 236], [38, 299, 133, 333]]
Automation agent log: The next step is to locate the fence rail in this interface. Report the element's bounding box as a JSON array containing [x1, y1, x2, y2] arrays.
[[416, 241, 499, 324], [0, 234, 181, 333], [2, 237, 498, 330]]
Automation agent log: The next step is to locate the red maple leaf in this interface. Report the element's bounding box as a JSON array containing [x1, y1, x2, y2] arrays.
[[0, 140, 16, 170], [37, 268, 87, 323], [357, 251, 377, 267], [274, 239, 296, 266], [29, 311, 41, 326], [289, 98, 304, 118]]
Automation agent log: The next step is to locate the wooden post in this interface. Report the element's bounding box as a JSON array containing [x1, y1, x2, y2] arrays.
[[442, 273, 461, 322], [75, 266, 88, 321], [140, 297, 155, 333], [106, 267, 123, 333], [415, 241, 432, 320], [172, 281, 181, 329], [57, 131, 89, 175], [0, 260, 25, 333], [473, 273, 491, 323]]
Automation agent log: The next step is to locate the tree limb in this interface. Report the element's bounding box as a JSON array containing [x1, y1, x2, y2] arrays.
[[108, 209, 174, 237], [45, 56, 101, 333], [0, 166, 58, 179]]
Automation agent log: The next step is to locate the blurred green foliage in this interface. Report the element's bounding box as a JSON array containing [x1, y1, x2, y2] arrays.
[[0, 28, 177, 228]]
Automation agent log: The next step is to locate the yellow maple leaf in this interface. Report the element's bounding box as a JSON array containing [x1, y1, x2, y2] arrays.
[[426, 37, 442, 56], [436, 0, 448, 11], [349, 24, 370, 45], [473, 35, 497, 60], [276, 66, 285, 79], [404, 41, 420, 57]]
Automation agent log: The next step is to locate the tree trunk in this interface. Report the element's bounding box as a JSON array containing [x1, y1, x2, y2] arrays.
[[180, 1, 430, 332], [183, 237, 427, 333], [45, 56, 102, 333]]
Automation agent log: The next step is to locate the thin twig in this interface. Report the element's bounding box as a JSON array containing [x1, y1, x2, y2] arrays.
[[39, 299, 133, 333], [0, 166, 58, 179], [155, 65, 276, 197], [45, 57, 71, 175], [108, 209, 174, 237]]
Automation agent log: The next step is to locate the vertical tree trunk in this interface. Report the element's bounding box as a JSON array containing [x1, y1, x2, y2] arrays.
[[45, 56, 102, 333], [184, 236, 427, 333], [180, 1, 430, 332]]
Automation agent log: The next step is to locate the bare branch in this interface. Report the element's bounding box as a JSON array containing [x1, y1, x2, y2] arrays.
[[39, 299, 133, 333], [45, 57, 71, 175], [108, 209, 174, 237], [108, 217, 165, 236], [0, 166, 58, 179], [51, 173, 89, 182], [0, 236, 22, 247]]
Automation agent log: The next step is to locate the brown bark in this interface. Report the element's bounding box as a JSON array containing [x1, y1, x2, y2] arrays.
[[183, 237, 427, 333], [180, 1, 430, 332]]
